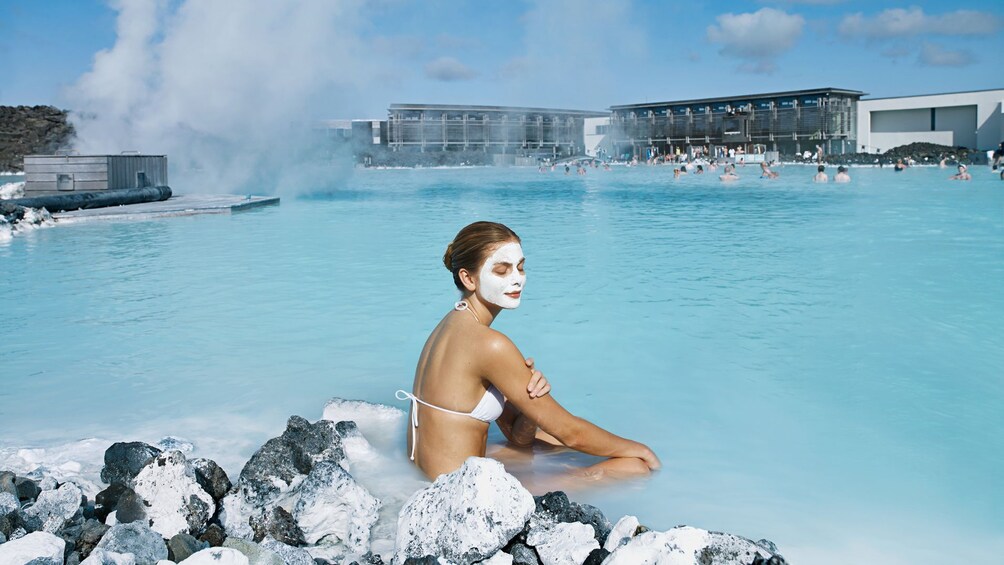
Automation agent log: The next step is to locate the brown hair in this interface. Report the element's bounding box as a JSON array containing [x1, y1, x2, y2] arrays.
[[443, 221, 520, 291]]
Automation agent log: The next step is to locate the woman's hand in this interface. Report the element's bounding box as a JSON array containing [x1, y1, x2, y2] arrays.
[[525, 357, 551, 398]]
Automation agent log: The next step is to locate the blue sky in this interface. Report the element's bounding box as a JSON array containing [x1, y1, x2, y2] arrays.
[[2, 0, 1001, 116]]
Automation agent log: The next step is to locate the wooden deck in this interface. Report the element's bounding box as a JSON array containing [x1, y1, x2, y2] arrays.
[[53, 194, 279, 222]]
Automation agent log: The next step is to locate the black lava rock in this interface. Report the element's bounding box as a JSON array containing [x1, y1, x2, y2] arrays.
[[100, 442, 162, 486], [114, 489, 147, 524], [752, 555, 788, 565], [198, 522, 226, 547], [507, 542, 540, 565], [237, 416, 343, 505], [167, 532, 208, 562], [250, 506, 305, 546], [583, 547, 610, 565], [14, 477, 40, 503], [75, 519, 109, 560], [0, 515, 12, 538], [532, 491, 612, 546], [94, 483, 130, 523], [191, 458, 232, 502], [402, 557, 439, 565]]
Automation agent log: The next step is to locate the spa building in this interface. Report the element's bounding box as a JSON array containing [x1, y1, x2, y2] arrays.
[[384, 103, 607, 161], [607, 88, 866, 159]]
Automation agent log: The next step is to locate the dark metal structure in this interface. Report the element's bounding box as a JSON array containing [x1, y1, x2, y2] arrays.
[[609, 88, 865, 158], [386, 103, 607, 159], [23, 154, 168, 194]]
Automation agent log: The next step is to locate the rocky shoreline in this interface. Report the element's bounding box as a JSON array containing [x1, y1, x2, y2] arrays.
[[0, 399, 787, 565]]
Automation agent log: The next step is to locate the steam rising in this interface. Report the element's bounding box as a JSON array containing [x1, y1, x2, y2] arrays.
[[68, 0, 385, 195]]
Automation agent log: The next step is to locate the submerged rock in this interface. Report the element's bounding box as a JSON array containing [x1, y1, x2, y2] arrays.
[[0, 531, 66, 564], [22, 480, 83, 533], [395, 457, 535, 564], [95, 522, 169, 564], [132, 450, 215, 538], [101, 442, 162, 487]]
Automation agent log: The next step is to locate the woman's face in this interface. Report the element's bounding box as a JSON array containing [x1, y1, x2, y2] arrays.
[[476, 241, 526, 309]]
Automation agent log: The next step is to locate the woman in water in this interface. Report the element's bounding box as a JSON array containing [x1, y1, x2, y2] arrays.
[[398, 221, 660, 482]]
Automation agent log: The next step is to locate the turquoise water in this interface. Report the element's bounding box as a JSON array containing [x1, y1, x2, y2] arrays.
[[2, 164, 1003, 563]]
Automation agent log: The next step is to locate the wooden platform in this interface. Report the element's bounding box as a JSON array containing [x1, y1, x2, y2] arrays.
[[53, 194, 279, 222]]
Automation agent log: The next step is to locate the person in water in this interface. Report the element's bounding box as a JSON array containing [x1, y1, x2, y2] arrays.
[[760, 161, 778, 179], [949, 164, 971, 181], [398, 222, 660, 481], [894, 158, 907, 172], [719, 164, 739, 182], [834, 165, 851, 183], [813, 165, 828, 183]]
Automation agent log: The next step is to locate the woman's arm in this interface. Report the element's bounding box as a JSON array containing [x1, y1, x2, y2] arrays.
[[480, 332, 661, 470]]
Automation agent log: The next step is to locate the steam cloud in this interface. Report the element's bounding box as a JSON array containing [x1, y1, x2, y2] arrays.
[[68, 0, 391, 196]]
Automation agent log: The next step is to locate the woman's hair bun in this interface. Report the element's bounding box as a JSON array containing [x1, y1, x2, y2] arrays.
[[443, 242, 454, 271]]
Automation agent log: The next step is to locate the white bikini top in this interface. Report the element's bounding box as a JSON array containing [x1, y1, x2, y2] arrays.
[[395, 386, 505, 461]]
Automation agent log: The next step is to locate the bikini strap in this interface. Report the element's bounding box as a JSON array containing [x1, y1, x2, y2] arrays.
[[395, 389, 472, 461]]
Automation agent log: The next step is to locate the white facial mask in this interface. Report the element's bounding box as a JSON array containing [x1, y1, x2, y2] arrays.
[[477, 242, 526, 309]]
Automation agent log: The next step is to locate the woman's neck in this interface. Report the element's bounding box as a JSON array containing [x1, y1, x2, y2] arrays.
[[461, 295, 501, 326]]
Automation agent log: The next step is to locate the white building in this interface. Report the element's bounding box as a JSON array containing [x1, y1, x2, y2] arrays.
[[856, 88, 1004, 154], [583, 116, 611, 158]]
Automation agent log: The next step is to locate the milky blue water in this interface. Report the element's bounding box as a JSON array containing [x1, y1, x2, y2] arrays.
[[2, 164, 1002, 563]]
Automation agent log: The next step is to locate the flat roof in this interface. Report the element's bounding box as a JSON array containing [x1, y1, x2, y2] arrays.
[[610, 88, 867, 110], [26, 154, 166, 158], [861, 87, 1004, 101], [389, 103, 608, 117]]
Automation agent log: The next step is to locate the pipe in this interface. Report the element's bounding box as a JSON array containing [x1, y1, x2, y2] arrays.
[[5, 186, 172, 213]]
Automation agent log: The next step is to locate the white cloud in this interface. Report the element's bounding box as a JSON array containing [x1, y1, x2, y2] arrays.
[[706, 8, 804, 73], [839, 8, 1003, 38], [918, 42, 975, 67], [424, 56, 478, 81]]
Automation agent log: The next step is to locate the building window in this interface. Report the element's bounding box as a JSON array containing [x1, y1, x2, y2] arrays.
[[595, 125, 609, 135]]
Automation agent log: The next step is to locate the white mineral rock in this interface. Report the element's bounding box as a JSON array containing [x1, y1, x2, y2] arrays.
[[81, 548, 139, 565], [291, 460, 380, 552], [604, 525, 777, 565], [603, 515, 641, 551], [132, 450, 215, 538], [527, 521, 599, 565], [394, 457, 534, 564], [181, 547, 250, 565], [22, 480, 82, 533], [95, 522, 170, 564], [0, 531, 66, 564]]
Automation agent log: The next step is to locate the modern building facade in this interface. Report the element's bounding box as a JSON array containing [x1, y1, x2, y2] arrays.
[[386, 103, 606, 159], [609, 88, 865, 158], [856, 89, 1004, 154], [23, 154, 167, 194]]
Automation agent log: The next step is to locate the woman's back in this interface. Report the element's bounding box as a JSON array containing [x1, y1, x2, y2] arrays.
[[409, 309, 497, 477]]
